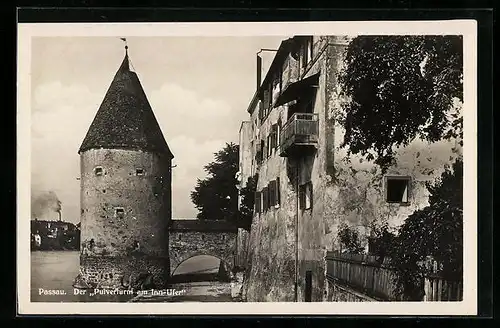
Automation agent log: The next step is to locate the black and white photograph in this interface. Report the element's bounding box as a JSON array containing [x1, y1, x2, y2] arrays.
[[17, 21, 477, 315]]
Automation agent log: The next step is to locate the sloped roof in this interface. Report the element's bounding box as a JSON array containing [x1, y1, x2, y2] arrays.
[[79, 52, 173, 158]]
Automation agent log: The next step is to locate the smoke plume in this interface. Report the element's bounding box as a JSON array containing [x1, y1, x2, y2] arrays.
[[31, 190, 62, 219]]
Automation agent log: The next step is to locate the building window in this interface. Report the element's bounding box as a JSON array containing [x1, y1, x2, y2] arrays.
[[307, 37, 313, 64], [267, 179, 280, 209], [135, 168, 144, 176], [178, 235, 182, 241], [300, 37, 314, 71], [94, 166, 103, 176], [114, 207, 125, 219], [270, 124, 279, 151], [299, 182, 313, 210], [386, 176, 410, 204], [268, 181, 275, 209]]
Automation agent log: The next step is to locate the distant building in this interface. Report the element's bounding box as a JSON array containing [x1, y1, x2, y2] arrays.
[[237, 36, 463, 302], [75, 45, 174, 290], [30, 219, 80, 250]]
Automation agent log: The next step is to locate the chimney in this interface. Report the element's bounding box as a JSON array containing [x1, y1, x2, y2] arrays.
[[256, 54, 262, 91], [58, 210, 62, 222]]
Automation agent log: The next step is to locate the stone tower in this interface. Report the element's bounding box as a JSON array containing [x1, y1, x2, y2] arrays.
[[74, 45, 174, 290]]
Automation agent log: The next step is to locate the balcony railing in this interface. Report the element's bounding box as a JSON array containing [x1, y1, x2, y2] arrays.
[[279, 112, 319, 157]]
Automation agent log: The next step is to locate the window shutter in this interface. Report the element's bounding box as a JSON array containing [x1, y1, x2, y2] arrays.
[[255, 191, 261, 214], [277, 119, 282, 146], [263, 89, 269, 112], [268, 85, 273, 108], [276, 177, 281, 205], [269, 181, 275, 207], [264, 137, 268, 159], [263, 187, 269, 211], [258, 101, 263, 121]]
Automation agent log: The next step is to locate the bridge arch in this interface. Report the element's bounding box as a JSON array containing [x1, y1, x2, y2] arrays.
[[168, 220, 238, 277], [170, 251, 233, 276]]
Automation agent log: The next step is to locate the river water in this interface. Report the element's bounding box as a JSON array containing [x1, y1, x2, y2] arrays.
[[31, 251, 234, 303]]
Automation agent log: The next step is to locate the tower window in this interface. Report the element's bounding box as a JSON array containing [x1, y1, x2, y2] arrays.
[[386, 176, 410, 204], [94, 166, 103, 176], [299, 182, 313, 210], [135, 168, 144, 176], [114, 207, 125, 219]]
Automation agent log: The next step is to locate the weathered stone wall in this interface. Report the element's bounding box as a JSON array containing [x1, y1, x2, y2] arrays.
[[294, 36, 332, 302], [242, 35, 463, 303], [243, 57, 297, 302], [75, 254, 169, 289], [238, 122, 253, 188], [78, 148, 171, 288], [235, 228, 250, 268], [168, 230, 237, 274]]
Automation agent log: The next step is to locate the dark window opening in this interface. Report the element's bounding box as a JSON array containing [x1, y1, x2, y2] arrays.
[[136, 168, 144, 176], [386, 177, 410, 203], [115, 207, 125, 219], [305, 270, 312, 302], [287, 90, 316, 120], [178, 235, 182, 241], [299, 182, 313, 210], [201, 235, 205, 241], [94, 167, 103, 176], [102, 189, 106, 193]]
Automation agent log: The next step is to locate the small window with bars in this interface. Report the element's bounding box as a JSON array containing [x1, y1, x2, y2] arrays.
[[115, 207, 125, 219], [94, 166, 104, 176]]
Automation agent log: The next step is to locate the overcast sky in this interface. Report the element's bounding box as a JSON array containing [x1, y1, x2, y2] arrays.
[[31, 36, 286, 223]]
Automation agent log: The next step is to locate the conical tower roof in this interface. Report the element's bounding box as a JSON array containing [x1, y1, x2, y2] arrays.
[[79, 49, 173, 158]]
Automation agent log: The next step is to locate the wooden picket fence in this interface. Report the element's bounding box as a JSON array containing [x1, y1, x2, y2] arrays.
[[326, 251, 463, 301], [422, 258, 463, 301]]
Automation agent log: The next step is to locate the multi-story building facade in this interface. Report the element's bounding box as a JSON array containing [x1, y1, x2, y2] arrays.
[[237, 35, 463, 302]]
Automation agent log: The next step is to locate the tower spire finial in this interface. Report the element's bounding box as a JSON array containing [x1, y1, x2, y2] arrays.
[[120, 37, 128, 54]]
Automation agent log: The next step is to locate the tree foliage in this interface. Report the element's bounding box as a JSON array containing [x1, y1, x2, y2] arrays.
[[368, 222, 397, 263], [338, 223, 365, 254], [339, 35, 463, 170], [388, 158, 463, 300], [238, 174, 258, 231], [191, 143, 239, 222]]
